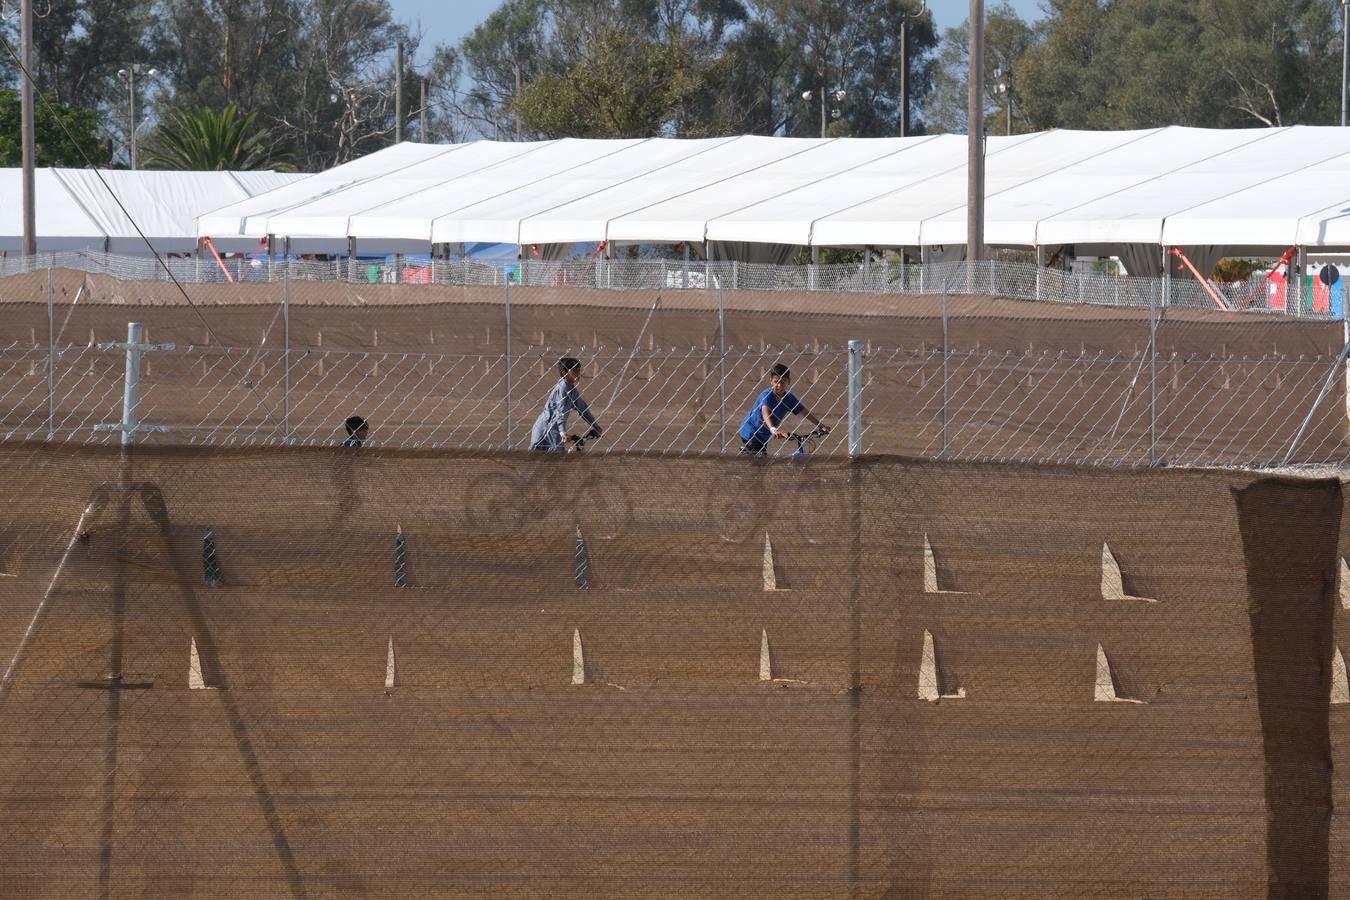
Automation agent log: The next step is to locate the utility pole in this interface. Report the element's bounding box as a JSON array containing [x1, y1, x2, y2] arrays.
[[1342, 0, 1349, 126], [967, 0, 985, 266], [20, 0, 36, 256], [395, 40, 404, 143]]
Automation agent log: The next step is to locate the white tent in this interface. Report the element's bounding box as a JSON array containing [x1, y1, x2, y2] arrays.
[[0, 168, 305, 254], [195, 128, 1350, 264]]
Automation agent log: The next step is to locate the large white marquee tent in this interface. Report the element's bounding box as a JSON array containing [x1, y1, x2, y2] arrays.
[[2, 168, 306, 254], [195, 127, 1350, 273]]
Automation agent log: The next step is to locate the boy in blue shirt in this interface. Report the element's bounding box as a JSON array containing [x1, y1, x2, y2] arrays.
[[738, 363, 831, 455]]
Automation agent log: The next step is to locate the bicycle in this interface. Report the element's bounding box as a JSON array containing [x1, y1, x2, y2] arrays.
[[566, 427, 602, 452], [784, 427, 830, 459], [739, 427, 831, 460]]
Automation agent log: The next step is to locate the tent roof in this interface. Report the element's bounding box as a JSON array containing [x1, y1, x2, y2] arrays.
[[0, 168, 304, 253], [196, 128, 1350, 255]]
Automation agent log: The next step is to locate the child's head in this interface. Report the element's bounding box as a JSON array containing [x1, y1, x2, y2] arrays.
[[344, 415, 368, 437], [768, 363, 791, 396], [559, 357, 583, 383]]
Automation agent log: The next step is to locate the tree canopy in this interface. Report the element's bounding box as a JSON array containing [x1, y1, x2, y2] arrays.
[[142, 104, 295, 170], [2, 0, 1348, 175], [0, 89, 108, 166]]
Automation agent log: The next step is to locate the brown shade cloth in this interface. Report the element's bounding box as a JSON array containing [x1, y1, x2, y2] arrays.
[[0, 446, 1343, 897]]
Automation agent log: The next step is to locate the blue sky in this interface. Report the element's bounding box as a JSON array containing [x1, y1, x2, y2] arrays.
[[391, 0, 1047, 67]]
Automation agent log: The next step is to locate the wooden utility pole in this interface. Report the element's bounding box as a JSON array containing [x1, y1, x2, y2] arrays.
[[966, 0, 985, 267], [20, 0, 36, 256]]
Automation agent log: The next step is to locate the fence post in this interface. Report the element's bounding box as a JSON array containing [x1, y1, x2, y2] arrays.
[[942, 289, 950, 457], [282, 264, 290, 443], [121, 323, 143, 448], [504, 279, 513, 448], [848, 339, 864, 456], [718, 285, 727, 451], [46, 263, 54, 440], [1149, 291, 1158, 465], [93, 324, 175, 448]]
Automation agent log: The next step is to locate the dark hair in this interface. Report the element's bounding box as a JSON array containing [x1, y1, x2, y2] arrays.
[[768, 363, 790, 379], [559, 357, 582, 377], [344, 415, 368, 436]]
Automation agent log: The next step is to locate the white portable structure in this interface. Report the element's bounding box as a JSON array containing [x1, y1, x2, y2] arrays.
[[195, 128, 1350, 268], [0, 168, 305, 254]]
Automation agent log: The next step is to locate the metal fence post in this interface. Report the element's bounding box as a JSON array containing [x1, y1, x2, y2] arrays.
[[942, 289, 950, 456], [504, 279, 513, 448], [1149, 292, 1158, 465], [46, 263, 54, 440], [121, 323, 143, 448], [848, 339, 863, 456], [718, 285, 727, 451], [282, 265, 291, 443]]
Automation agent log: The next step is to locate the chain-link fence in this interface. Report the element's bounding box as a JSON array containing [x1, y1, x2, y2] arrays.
[[0, 263, 1346, 468], [0, 252, 1336, 317]]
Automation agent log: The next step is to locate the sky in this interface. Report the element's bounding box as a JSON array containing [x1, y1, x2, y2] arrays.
[[391, 0, 1047, 67]]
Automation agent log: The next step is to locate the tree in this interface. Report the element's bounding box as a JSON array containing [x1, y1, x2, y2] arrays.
[[459, 0, 554, 139], [1, 0, 161, 109], [459, 0, 938, 140], [1009, 0, 1342, 130], [142, 104, 294, 170], [924, 3, 1034, 134], [0, 89, 109, 166], [515, 27, 701, 137], [152, 0, 412, 169]]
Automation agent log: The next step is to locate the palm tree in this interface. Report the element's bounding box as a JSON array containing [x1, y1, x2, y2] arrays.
[[143, 105, 295, 171]]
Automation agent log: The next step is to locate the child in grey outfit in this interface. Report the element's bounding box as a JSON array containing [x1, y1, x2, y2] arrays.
[[530, 357, 603, 451]]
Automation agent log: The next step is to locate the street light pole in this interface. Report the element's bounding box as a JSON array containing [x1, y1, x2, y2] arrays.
[[899, 1, 928, 138], [802, 86, 846, 138], [127, 67, 136, 169], [116, 64, 158, 170]]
